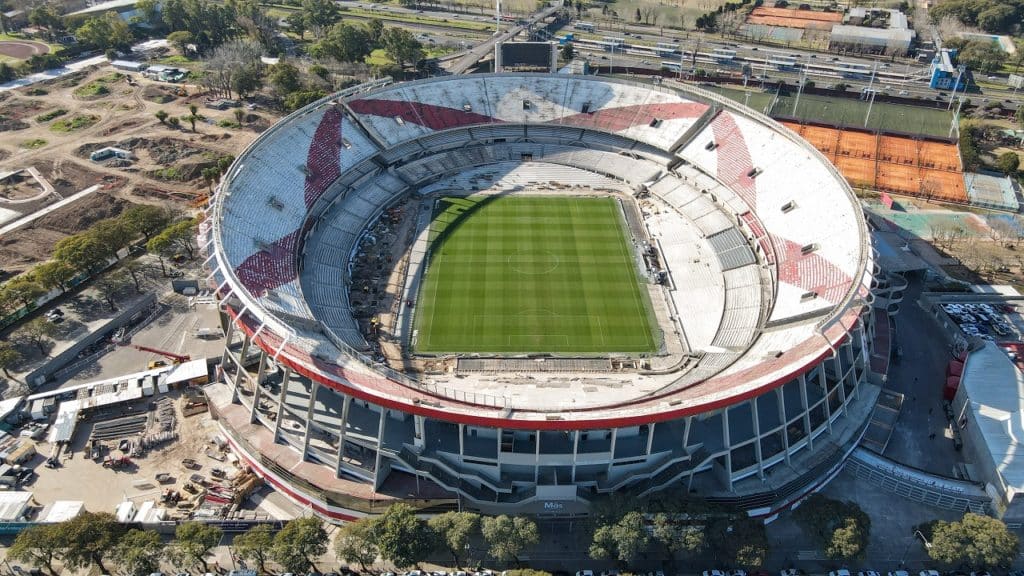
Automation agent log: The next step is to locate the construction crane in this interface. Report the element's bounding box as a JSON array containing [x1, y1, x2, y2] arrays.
[[131, 345, 191, 369]]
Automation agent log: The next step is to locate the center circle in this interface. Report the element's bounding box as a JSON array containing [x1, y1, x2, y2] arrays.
[[508, 250, 560, 275]]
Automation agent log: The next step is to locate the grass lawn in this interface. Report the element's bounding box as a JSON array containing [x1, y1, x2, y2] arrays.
[[771, 93, 954, 138], [413, 195, 659, 355]]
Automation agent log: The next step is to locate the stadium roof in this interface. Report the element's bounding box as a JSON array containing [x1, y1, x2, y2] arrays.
[[208, 74, 872, 428]]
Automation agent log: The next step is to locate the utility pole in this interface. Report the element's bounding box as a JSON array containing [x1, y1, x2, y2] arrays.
[[495, 0, 501, 34], [947, 65, 964, 111], [864, 59, 878, 127]]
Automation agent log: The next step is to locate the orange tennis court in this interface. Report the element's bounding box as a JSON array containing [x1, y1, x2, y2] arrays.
[[783, 123, 968, 203], [746, 7, 842, 28]]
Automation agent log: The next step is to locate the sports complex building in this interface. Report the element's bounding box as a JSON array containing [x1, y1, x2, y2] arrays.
[[202, 74, 883, 520]]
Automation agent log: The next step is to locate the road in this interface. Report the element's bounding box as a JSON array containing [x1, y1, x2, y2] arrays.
[[444, 3, 565, 73]]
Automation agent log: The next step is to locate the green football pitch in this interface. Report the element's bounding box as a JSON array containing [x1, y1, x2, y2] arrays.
[[412, 195, 659, 355]]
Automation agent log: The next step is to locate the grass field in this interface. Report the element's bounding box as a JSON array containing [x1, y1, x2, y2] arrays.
[[413, 196, 658, 355], [771, 93, 954, 138]]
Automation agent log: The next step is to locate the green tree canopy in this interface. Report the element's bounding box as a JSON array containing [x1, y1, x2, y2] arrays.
[[929, 513, 1019, 569], [381, 27, 425, 68], [481, 515, 539, 565], [168, 30, 195, 54], [956, 39, 1005, 73], [0, 340, 21, 378], [794, 494, 870, 561], [996, 151, 1020, 175], [301, 0, 341, 38], [174, 522, 223, 571], [121, 204, 173, 241], [589, 510, 651, 564], [111, 529, 165, 576], [269, 62, 302, 97], [4, 276, 45, 308], [54, 232, 109, 273], [57, 512, 125, 571], [428, 511, 480, 568], [311, 22, 373, 63], [651, 513, 705, 556], [9, 524, 64, 574], [233, 524, 275, 574], [334, 518, 379, 571], [75, 11, 135, 51], [374, 503, 434, 569], [270, 517, 329, 574], [33, 261, 76, 292]]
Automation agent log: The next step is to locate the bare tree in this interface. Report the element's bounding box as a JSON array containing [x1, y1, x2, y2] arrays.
[[201, 39, 264, 99]]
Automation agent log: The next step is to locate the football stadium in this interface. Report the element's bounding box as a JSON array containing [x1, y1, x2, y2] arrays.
[[202, 74, 881, 520]]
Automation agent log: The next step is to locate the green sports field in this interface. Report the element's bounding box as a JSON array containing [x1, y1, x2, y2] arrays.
[[413, 196, 659, 355]]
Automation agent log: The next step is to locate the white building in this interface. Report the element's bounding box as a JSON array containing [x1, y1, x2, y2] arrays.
[[830, 8, 915, 55]]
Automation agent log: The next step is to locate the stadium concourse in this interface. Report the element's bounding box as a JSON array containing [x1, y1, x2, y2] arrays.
[[202, 74, 882, 520]]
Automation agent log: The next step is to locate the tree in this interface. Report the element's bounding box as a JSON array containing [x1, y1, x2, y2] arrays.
[[481, 515, 539, 565], [956, 40, 1004, 74], [168, 116, 181, 128], [234, 108, 245, 126], [269, 62, 302, 98], [301, 0, 341, 38], [374, 504, 434, 569], [270, 517, 328, 574], [589, 511, 651, 564], [8, 524, 64, 575], [428, 512, 480, 568], [112, 529, 165, 576], [95, 272, 130, 311], [164, 219, 199, 259], [283, 90, 327, 111], [174, 522, 223, 571], [185, 103, 199, 132], [121, 204, 172, 241], [203, 166, 221, 192], [233, 524, 275, 574], [334, 518, 379, 572], [367, 18, 384, 45], [635, 7, 641, 21], [58, 512, 125, 571], [155, 109, 169, 124], [75, 11, 135, 51], [202, 39, 264, 99], [91, 218, 134, 256], [231, 65, 263, 98], [929, 513, 1019, 569], [707, 517, 769, 567], [794, 495, 870, 561], [168, 30, 194, 54], [34, 261, 76, 292], [312, 23, 373, 63], [285, 11, 307, 39], [381, 27, 425, 68], [5, 276, 45, 308], [561, 42, 574, 61], [15, 316, 56, 356], [652, 513, 705, 557], [996, 151, 1020, 175], [0, 340, 21, 378], [121, 260, 147, 292]]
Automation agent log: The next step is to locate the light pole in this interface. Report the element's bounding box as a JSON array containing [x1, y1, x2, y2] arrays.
[[864, 59, 878, 127], [947, 65, 965, 111]]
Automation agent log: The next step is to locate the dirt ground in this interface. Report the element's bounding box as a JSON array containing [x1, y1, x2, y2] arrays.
[[0, 63, 279, 274], [0, 40, 50, 60], [26, 395, 236, 519]]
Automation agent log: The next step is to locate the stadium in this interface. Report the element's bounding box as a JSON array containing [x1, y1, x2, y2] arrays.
[[201, 74, 881, 520]]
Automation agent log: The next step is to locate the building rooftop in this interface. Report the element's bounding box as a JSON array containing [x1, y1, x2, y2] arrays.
[[960, 342, 1024, 494], [0, 491, 32, 522]]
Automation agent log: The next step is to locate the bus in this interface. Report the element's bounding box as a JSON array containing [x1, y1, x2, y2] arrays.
[[603, 36, 625, 46], [574, 21, 596, 32], [837, 61, 871, 78], [661, 61, 682, 72], [655, 42, 679, 56], [766, 53, 797, 70], [712, 48, 736, 61]]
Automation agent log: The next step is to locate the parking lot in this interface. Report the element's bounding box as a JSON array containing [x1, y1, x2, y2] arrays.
[[939, 301, 1024, 342]]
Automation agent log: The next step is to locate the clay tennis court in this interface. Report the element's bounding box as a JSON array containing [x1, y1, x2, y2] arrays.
[[746, 6, 842, 28], [0, 40, 50, 60], [879, 135, 920, 165], [785, 122, 969, 202], [837, 131, 877, 160]]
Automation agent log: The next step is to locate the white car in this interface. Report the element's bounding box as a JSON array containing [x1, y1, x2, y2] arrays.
[[887, 572, 909, 576], [830, 571, 852, 576], [859, 571, 881, 576], [919, 571, 941, 576], [577, 571, 595, 576], [703, 571, 726, 576]]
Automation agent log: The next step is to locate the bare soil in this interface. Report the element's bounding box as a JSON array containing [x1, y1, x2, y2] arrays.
[[0, 64, 277, 274]]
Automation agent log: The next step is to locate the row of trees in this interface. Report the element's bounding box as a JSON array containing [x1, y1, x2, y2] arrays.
[[585, 493, 768, 568], [337, 505, 539, 569], [9, 513, 333, 575], [929, 0, 1023, 34]]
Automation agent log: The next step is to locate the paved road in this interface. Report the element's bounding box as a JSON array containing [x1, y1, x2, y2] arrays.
[[444, 4, 564, 74]]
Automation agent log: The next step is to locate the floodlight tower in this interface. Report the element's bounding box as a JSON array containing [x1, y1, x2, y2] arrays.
[[496, 0, 501, 34]]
